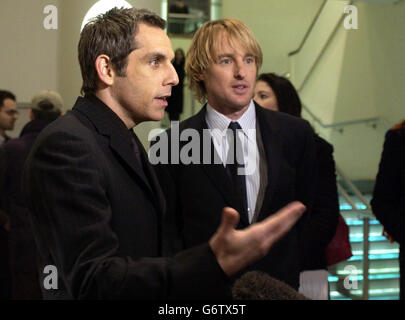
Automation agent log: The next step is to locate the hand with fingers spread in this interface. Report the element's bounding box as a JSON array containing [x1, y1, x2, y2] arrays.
[[209, 201, 306, 277]]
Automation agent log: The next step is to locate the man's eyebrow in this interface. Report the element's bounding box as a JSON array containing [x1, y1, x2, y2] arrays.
[[217, 53, 255, 59], [144, 52, 169, 60], [217, 53, 234, 59]]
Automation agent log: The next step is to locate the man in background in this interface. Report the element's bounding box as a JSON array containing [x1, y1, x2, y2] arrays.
[[3, 90, 62, 299], [0, 89, 18, 299], [0, 90, 19, 146], [0, 147, 12, 299]]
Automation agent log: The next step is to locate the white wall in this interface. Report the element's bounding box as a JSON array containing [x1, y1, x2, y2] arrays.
[[1, 0, 161, 140], [222, 0, 324, 76], [0, 0, 60, 103], [295, 0, 405, 179], [0, 0, 60, 137]]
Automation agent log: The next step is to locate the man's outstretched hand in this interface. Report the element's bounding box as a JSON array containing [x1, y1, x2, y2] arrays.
[[209, 201, 306, 277]]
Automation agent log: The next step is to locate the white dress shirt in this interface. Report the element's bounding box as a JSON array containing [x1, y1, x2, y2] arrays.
[[205, 101, 262, 223]]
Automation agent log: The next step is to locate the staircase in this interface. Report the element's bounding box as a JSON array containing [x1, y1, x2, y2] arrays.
[[328, 188, 400, 300], [285, 0, 400, 300]]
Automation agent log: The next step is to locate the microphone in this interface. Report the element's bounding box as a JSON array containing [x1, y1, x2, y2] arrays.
[[232, 271, 310, 300]]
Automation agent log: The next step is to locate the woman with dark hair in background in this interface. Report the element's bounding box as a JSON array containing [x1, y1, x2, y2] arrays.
[[254, 73, 340, 299], [166, 48, 185, 122], [254, 73, 302, 116]]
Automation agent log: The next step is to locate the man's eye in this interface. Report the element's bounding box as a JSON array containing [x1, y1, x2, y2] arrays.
[[245, 57, 255, 64], [220, 58, 231, 64], [151, 59, 159, 67]]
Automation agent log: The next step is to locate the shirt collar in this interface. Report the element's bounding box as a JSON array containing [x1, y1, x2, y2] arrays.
[[205, 100, 256, 134], [205, 100, 256, 147]]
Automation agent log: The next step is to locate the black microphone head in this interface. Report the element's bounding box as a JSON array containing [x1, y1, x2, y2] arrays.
[[232, 271, 310, 300]]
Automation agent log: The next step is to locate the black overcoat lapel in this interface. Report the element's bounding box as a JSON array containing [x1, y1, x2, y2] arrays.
[[72, 95, 164, 214], [190, 106, 249, 225], [255, 103, 283, 221], [135, 132, 166, 218]]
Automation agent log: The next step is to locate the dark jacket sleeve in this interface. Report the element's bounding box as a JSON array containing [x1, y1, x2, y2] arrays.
[[150, 129, 187, 256], [0, 148, 8, 228], [294, 122, 317, 212], [300, 135, 340, 270], [23, 130, 229, 299], [371, 129, 405, 244], [0, 211, 7, 228], [152, 160, 185, 256]]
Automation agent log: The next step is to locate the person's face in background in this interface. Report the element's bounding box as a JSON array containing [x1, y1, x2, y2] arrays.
[[175, 49, 184, 62], [0, 98, 19, 133], [253, 80, 279, 111]]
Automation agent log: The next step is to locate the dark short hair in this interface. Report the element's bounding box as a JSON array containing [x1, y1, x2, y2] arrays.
[[0, 90, 16, 109], [78, 7, 166, 95], [257, 73, 302, 118]]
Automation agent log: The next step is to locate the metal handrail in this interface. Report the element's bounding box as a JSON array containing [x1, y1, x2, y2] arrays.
[[362, 217, 370, 300], [288, 0, 353, 92], [336, 163, 374, 300], [302, 103, 388, 130], [288, 0, 328, 57], [336, 180, 372, 300], [337, 183, 373, 217], [336, 165, 373, 214], [296, 5, 350, 93], [288, 0, 379, 299], [287, 0, 380, 131], [290, 0, 383, 132]]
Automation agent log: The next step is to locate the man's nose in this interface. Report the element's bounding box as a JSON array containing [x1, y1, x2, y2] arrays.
[[167, 63, 179, 86], [234, 60, 246, 79]]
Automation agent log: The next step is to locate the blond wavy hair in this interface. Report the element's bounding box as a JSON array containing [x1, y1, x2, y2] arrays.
[[186, 19, 263, 103]]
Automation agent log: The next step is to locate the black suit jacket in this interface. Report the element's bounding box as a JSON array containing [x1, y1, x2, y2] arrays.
[[3, 119, 53, 275], [0, 147, 12, 299], [299, 135, 339, 270], [371, 126, 405, 299], [153, 103, 316, 289], [371, 127, 405, 245], [23, 94, 229, 299]]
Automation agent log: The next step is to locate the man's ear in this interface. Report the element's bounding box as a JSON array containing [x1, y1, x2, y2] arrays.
[[95, 54, 115, 87]]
